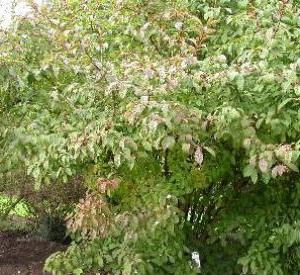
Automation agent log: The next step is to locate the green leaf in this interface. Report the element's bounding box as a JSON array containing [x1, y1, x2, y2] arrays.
[[73, 268, 84, 275], [203, 146, 216, 157], [161, 136, 175, 151], [285, 162, 299, 173], [278, 98, 293, 111], [250, 172, 258, 183], [243, 165, 255, 177], [182, 143, 191, 153]]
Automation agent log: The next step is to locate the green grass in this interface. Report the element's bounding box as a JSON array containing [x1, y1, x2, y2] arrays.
[[0, 195, 31, 217], [0, 195, 33, 232]]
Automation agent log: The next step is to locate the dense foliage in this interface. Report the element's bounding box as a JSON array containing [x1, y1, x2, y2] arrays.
[[1, 0, 300, 274]]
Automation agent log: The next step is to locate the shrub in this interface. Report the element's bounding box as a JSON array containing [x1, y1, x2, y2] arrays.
[[1, 0, 300, 274]]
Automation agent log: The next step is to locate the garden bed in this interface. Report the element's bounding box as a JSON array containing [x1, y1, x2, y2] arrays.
[[0, 231, 65, 275]]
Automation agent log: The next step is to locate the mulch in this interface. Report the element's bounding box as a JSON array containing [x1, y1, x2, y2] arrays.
[[0, 231, 65, 275]]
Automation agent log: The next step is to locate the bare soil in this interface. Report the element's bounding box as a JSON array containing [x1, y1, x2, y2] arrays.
[[0, 231, 65, 275]]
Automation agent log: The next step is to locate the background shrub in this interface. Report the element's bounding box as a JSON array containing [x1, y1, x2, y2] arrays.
[[1, 0, 300, 274]]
